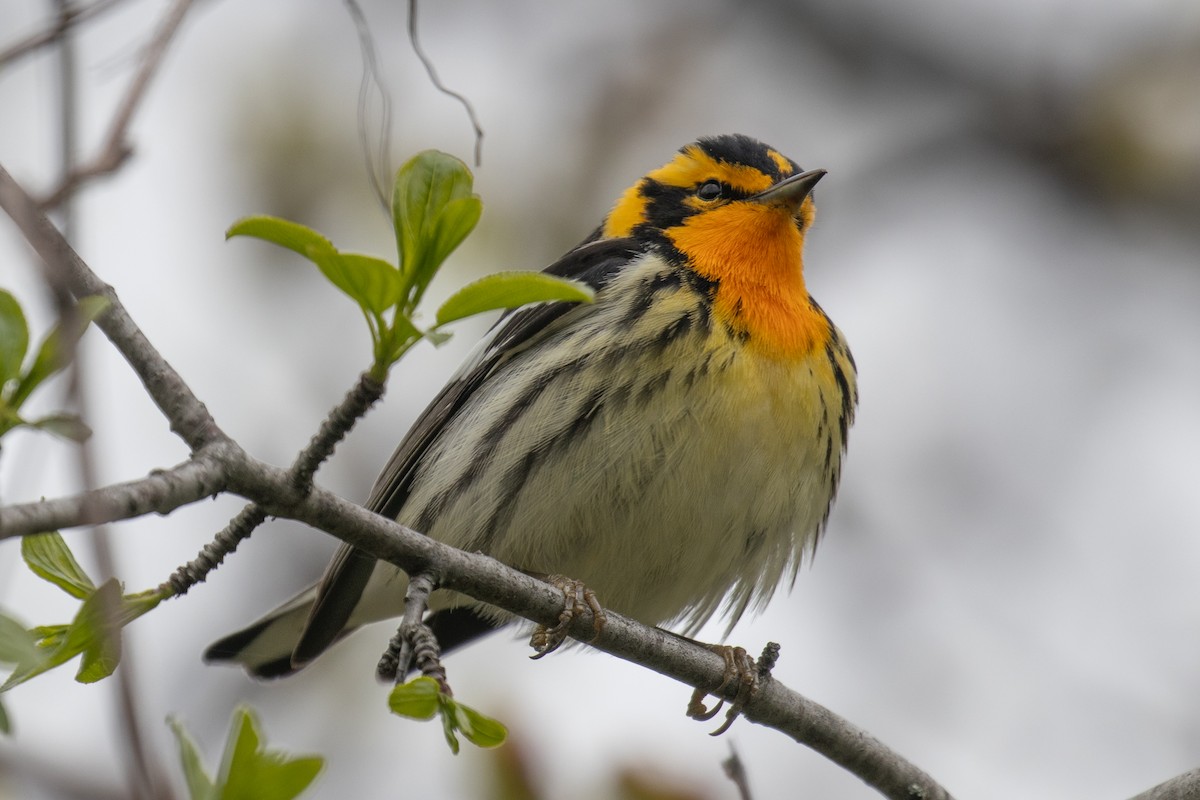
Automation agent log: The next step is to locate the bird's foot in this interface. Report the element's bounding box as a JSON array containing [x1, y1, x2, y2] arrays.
[[528, 574, 606, 658], [687, 642, 779, 736]]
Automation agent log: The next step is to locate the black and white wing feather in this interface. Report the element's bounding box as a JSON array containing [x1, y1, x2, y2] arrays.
[[291, 236, 642, 665]]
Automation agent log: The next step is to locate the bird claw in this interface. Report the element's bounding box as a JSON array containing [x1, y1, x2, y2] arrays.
[[529, 574, 606, 658], [687, 644, 762, 736]]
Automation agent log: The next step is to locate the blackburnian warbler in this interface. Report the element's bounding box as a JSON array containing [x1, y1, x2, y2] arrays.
[[207, 134, 857, 684]]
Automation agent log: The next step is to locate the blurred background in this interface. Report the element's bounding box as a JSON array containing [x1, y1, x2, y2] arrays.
[[2, 0, 1200, 798]]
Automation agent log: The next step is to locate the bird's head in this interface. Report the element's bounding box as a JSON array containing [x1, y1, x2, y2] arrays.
[[602, 135, 830, 360], [601, 134, 824, 267]]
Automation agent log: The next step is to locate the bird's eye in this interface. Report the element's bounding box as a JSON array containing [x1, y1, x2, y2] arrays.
[[696, 180, 723, 201]]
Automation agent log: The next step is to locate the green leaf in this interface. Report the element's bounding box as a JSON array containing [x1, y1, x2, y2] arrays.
[[423, 329, 452, 347], [393, 151, 479, 305], [0, 585, 161, 692], [427, 196, 482, 278], [452, 701, 507, 749], [436, 272, 595, 327], [335, 254, 404, 314], [8, 295, 109, 410], [393, 152, 475, 266], [29, 624, 69, 652], [228, 217, 364, 308], [217, 708, 323, 800], [228, 216, 404, 318], [68, 578, 123, 683], [226, 216, 337, 263], [439, 698, 461, 755], [169, 717, 217, 800], [0, 290, 29, 388], [387, 677, 440, 720], [388, 678, 506, 754], [0, 611, 44, 670], [2, 578, 124, 689], [29, 413, 92, 442], [22, 531, 95, 599], [0, 696, 10, 735]]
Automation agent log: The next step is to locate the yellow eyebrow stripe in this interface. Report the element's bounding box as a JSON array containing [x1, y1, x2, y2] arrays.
[[648, 146, 776, 195]]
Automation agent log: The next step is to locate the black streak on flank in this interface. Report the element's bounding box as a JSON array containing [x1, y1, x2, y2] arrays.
[[562, 388, 607, 446], [427, 354, 588, 525], [653, 311, 696, 352], [825, 342, 852, 444], [478, 447, 542, 551], [743, 528, 765, 555], [636, 369, 672, 407], [623, 270, 684, 326], [682, 350, 714, 389]]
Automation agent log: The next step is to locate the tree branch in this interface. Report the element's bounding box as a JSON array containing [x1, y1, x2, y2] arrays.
[[38, 0, 197, 210], [0, 161, 225, 452], [239, 467, 958, 800], [0, 428, 959, 797], [2, 129, 952, 797], [0, 0, 131, 69], [1130, 768, 1200, 800], [0, 446, 233, 539], [162, 372, 386, 596]]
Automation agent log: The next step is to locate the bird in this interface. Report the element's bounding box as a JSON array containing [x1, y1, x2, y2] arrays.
[[206, 134, 858, 690]]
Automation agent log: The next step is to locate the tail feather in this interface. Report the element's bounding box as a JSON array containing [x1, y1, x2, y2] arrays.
[[204, 588, 341, 679], [292, 545, 377, 667], [205, 571, 507, 679], [424, 607, 504, 662]]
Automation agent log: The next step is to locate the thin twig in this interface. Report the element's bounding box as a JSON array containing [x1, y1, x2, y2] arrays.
[[45, 10, 171, 796], [343, 0, 394, 212], [164, 372, 386, 596], [290, 372, 385, 491], [377, 572, 444, 685], [39, 0, 197, 210], [0, 0, 130, 68], [0, 162, 225, 451], [160, 504, 266, 597], [407, 0, 484, 166], [722, 746, 754, 800]]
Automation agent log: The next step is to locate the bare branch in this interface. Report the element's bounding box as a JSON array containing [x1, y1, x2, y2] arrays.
[[5, 99, 946, 793], [246, 472, 957, 800], [0, 447, 232, 539], [160, 503, 266, 597], [1130, 768, 1200, 800], [0, 162, 225, 451], [39, 0, 197, 210], [2, 426, 957, 797], [47, 10, 169, 793], [290, 372, 385, 491], [164, 372, 386, 596], [0, 0, 130, 69]]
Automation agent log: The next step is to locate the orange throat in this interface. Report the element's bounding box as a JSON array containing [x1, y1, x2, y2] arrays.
[[666, 203, 828, 360]]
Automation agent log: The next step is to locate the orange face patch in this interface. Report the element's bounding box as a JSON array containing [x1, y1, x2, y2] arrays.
[[666, 202, 829, 361], [603, 146, 783, 238]]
